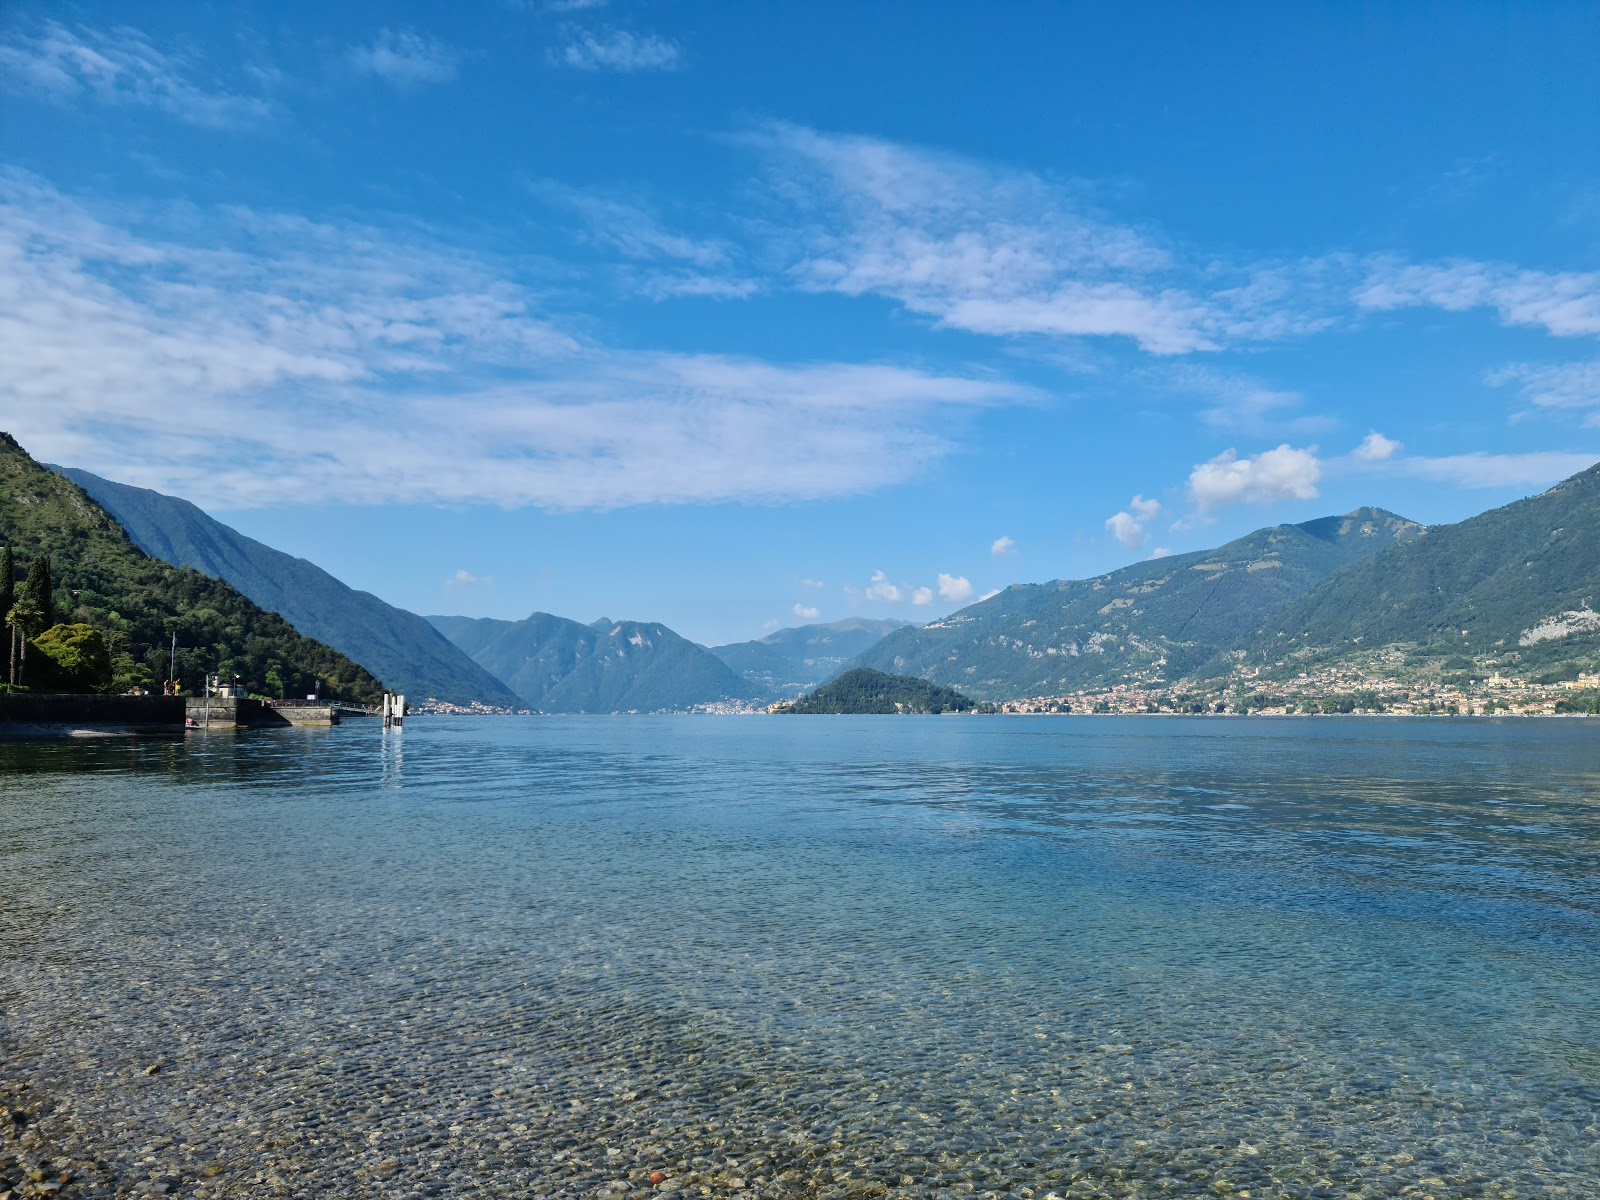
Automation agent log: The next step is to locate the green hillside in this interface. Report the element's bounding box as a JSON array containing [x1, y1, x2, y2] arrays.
[[0, 433, 382, 702], [429, 611, 756, 712], [60, 468, 521, 708], [1253, 462, 1600, 677], [853, 508, 1422, 700], [776, 668, 984, 714], [710, 617, 908, 698]]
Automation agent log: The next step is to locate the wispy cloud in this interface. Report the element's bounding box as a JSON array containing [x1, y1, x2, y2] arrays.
[[445, 569, 492, 589], [1371, 451, 1598, 489], [1489, 360, 1600, 425], [0, 20, 275, 128], [750, 124, 1336, 356], [556, 29, 682, 72], [0, 173, 1033, 510], [348, 29, 462, 87], [989, 535, 1016, 556], [1356, 259, 1600, 339], [1158, 365, 1339, 438], [792, 602, 820, 620], [529, 182, 756, 299]]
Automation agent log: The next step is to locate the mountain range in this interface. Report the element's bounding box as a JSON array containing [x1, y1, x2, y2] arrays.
[[1254, 461, 1600, 680], [59, 468, 523, 708], [853, 508, 1426, 699], [707, 617, 908, 698], [30, 432, 1600, 711], [1, 434, 382, 703], [428, 612, 755, 712]]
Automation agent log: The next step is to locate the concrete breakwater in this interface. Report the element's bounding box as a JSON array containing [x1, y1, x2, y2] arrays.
[[0, 693, 184, 729], [0, 693, 339, 732], [184, 698, 340, 727]]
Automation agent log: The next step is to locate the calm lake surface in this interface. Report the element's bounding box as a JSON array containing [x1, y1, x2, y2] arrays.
[[2, 716, 1598, 1199]]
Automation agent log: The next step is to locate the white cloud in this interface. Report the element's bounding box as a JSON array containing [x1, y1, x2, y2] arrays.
[[799, 577, 825, 589], [1392, 451, 1598, 489], [1356, 259, 1600, 339], [1488, 360, 1600, 421], [979, 588, 1001, 601], [1352, 431, 1401, 462], [910, 586, 934, 606], [445, 569, 490, 588], [761, 618, 780, 634], [0, 174, 1035, 510], [792, 602, 820, 621], [1104, 511, 1146, 549], [1187, 445, 1322, 510], [0, 20, 275, 128], [937, 573, 974, 602], [752, 124, 1332, 357], [348, 29, 461, 87], [990, 535, 1016, 556], [864, 571, 903, 603], [557, 29, 682, 72], [1105, 494, 1162, 549], [1150, 547, 1173, 559]]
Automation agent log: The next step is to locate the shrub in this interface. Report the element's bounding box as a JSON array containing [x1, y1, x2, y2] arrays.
[[32, 623, 112, 693]]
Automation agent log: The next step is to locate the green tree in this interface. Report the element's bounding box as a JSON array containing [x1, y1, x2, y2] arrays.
[[32, 624, 112, 693], [265, 665, 285, 699], [7, 598, 43, 687], [0, 546, 12, 687], [21, 554, 53, 630]]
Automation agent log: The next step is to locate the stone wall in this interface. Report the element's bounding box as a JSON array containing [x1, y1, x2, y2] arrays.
[[0, 694, 185, 727]]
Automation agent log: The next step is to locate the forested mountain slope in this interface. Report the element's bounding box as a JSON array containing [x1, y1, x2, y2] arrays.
[[852, 509, 1423, 700], [60, 468, 521, 707], [0, 433, 381, 701], [1253, 462, 1600, 676], [430, 611, 755, 711], [710, 617, 908, 698]]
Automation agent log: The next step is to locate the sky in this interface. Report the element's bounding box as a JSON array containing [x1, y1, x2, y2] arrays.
[[3, 2, 1599, 646]]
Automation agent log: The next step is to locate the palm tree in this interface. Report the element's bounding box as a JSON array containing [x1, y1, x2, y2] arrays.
[[7, 601, 42, 688]]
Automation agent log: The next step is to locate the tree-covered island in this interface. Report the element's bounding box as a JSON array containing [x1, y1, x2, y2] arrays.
[[774, 668, 992, 714]]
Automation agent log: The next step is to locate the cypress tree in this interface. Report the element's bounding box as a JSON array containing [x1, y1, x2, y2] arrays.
[[0, 546, 13, 623], [22, 554, 53, 630], [1, 546, 12, 688]]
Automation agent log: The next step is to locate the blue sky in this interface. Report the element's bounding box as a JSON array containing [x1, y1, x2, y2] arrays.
[[3, 2, 1598, 645]]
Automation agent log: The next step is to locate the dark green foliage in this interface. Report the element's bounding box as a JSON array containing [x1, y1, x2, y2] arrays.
[[777, 668, 984, 714], [31, 623, 112, 692], [430, 612, 755, 712], [60, 467, 520, 708], [21, 554, 53, 629], [709, 617, 908, 699], [0, 546, 12, 631], [852, 509, 1423, 700], [1552, 689, 1600, 715], [1256, 462, 1600, 674], [0, 433, 381, 702]]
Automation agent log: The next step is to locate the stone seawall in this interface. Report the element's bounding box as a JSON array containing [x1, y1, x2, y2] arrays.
[[182, 699, 339, 727], [0, 694, 185, 727]]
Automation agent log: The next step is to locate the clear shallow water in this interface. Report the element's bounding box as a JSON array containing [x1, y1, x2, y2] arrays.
[[1, 716, 1598, 1199]]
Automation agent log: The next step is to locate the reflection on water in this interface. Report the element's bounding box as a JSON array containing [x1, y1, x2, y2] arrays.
[[1, 716, 1598, 1198], [380, 724, 404, 789]]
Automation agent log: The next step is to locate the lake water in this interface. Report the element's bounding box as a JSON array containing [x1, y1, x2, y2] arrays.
[[2, 716, 1598, 1199]]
